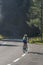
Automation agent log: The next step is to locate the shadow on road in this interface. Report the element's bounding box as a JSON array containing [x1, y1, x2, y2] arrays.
[[28, 52, 43, 55], [0, 44, 19, 47]]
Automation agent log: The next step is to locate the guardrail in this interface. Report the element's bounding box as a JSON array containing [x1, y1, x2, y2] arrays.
[[1, 39, 23, 42]]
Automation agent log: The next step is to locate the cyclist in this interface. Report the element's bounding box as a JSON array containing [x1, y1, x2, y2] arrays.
[[23, 34, 28, 53]]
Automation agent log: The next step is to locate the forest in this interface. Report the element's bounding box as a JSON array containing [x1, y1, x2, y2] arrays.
[[0, 0, 43, 39]]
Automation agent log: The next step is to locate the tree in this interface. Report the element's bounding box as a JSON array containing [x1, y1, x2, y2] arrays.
[[29, 0, 43, 39], [1, 0, 32, 38]]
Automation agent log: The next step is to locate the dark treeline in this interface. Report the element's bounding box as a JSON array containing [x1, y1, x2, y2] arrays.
[[0, 0, 41, 38]]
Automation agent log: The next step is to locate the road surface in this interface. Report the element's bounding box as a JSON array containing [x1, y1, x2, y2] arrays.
[[0, 41, 43, 65]]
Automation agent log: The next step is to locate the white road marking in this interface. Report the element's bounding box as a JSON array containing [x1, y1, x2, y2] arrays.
[[7, 64, 11, 65], [22, 53, 26, 57], [7, 44, 30, 65], [13, 58, 20, 62], [28, 48, 30, 51], [7, 52, 28, 65]]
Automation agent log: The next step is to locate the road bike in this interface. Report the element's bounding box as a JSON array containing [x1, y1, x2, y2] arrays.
[[23, 44, 28, 53]]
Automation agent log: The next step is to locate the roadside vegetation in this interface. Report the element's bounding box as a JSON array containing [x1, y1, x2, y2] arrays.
[[0, 35, 7, 40], [0, 35, 4, 40], [29, 0, 43, 44], [29, 37, 43, 44], [0, 0, 43, 40]]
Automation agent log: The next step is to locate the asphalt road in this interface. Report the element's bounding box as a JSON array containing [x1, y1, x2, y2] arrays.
[[0, 41, 43, 65]]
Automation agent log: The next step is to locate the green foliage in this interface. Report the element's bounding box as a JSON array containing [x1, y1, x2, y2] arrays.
[[28, 0, 43, 35], [0, 35, 4, 40], [29, 0, 41, 21], [30, 18, 40, 27], [0, 0, 42, 38], [29, 37, 43, 44]]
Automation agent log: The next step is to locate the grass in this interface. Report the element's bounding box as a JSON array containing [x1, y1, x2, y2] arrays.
[[0, 35, 5, 40], [29, 37, 43, 44]]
